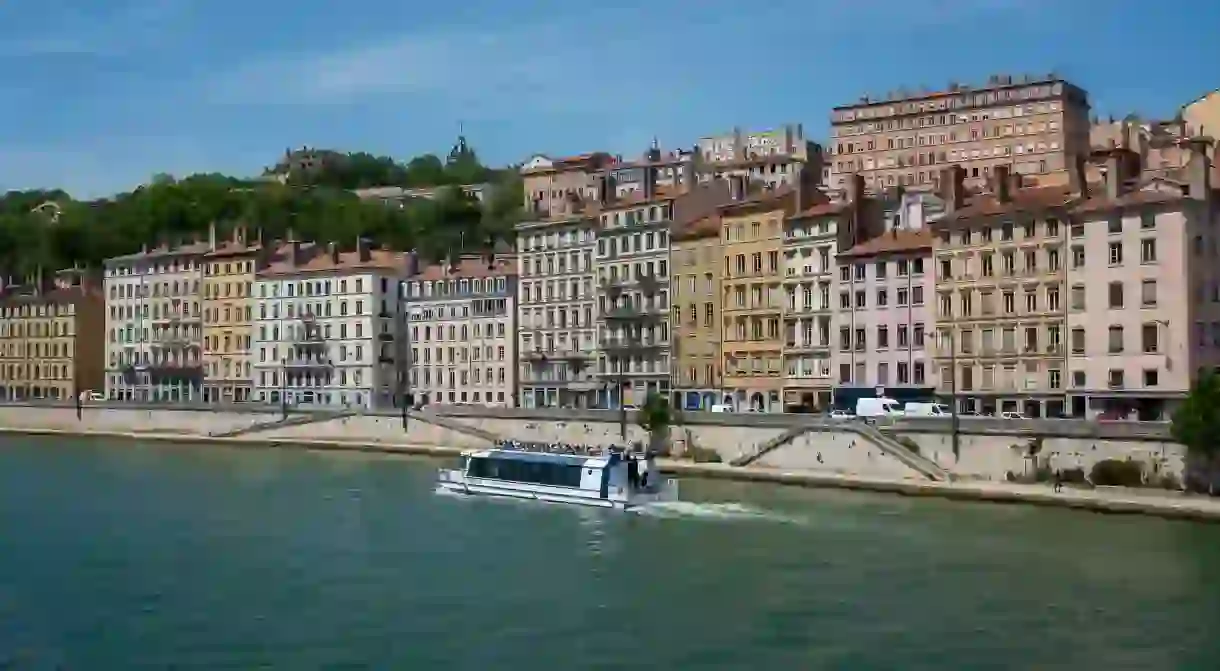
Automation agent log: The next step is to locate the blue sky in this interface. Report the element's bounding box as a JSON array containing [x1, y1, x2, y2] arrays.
[[1, 0, 1217, 198]]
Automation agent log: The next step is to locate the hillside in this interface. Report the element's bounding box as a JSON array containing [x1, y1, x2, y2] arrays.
[[0, 138, 523, 276]]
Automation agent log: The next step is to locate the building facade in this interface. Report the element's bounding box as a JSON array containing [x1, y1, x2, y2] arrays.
[[593, 161, 678, 408], [516, 154, 603, 408], [403, 254, 517, 407], [0, 269, 105, 401], [719, 182, 790, 412], [672, 215, 724, 410], [932, 164, 1076, 417], [104, 241, 207, 402], [828, 74, 1091, 193], [834, 229, 935, 395], [1064, 146, 1217, 419], [252, 239, 405, 410], [201, 224, 260, 403], [781, 203, 840, 410], [698, 124, 824, 191]]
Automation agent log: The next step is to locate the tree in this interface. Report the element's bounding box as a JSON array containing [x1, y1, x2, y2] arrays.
[[637, 392, 672, 455], [1171, 371, 1220, 492]]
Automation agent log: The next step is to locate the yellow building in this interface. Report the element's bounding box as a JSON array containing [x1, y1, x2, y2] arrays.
[[201, 224, 261, 402], [0, 268, 105, 401], [720, 186, 791, 412], [671, 214, 723, 410]]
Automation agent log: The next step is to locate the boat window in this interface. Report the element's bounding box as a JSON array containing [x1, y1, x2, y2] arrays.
[[468, 457, 586, 488]]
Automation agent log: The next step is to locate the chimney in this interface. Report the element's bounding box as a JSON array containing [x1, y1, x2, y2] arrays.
[[597, 175, 610, 204], [1187, 142, 1211, 201], [729, 175, 746, 201], [681, 158, 696, 193], [234, 225, 247, 245], [289, 240, 301, 267], [405, 250, 420, 277], [357, 237, 371, 262], [643, 165, 657, 200], [941, 166, 965, 211], [208, 221, 217, 251], [327, 242, 339, 264], [993, 165, 1012, 203], [732, 126, 744, 160], [1069, 155, 1089, 197], [846, 173, 865, 204], [1104, 153, 1122, 200]]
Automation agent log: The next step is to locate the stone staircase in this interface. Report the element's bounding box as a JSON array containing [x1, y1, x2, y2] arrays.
[[731, 425, 815, 467], [859, 423, 951, 481], [208, 410, 357, 439], [407, 410, 501, 444]]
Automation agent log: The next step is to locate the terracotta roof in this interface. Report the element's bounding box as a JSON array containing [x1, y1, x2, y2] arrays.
[[709, 154, 806, 171], [106, 240, 214, 263], [838, 228, 933, 258], [1071, 185, 1185, 214], [939, 184, 1076, 221], [257, 242, 408, 278], [591, 186, 681, 214], [204, 240, 263, 258], [0, 285, 102, 305], [673, 215, 721, 242], [410, 254, 517, 281], [790, 201, 849, 219], [719, 184, 796, 216]]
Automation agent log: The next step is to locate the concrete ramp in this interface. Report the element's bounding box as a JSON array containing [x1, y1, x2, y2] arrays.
[[209, 410, 358, 438], [731, 425, 814, 466], [860, 423, 951, 481]]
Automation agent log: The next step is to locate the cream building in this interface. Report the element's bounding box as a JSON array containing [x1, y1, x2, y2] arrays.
[[104, 241, 207, 402], [781, 201, 839, 410], [252, 238, 407, 410], [403, 254, 517, 407], [829, 74, 1091, 193], [672, 215, 723, 410]]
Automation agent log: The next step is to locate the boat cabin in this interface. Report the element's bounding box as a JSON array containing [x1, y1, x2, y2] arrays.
[[461, 449, 660, 500]]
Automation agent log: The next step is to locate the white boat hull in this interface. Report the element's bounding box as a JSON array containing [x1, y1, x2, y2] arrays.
[[437, 469, 678, 511]]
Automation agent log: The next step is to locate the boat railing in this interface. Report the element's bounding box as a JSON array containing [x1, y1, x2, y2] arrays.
[[493, 440, 610, 457], [437, 468, 462, 483]]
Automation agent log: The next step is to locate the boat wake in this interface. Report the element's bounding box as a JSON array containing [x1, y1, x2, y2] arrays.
[[635, 500, 807, 525]]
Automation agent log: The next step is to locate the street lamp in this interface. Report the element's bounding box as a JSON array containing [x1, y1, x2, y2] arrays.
[[280, 356, 288, 420], [932, 328, 960, 460]]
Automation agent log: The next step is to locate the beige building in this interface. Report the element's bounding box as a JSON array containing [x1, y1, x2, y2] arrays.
[[1064, 146, 1217, 419], [202, 224, 261, 403], [1182, 90, 1220, 159], [0, 269, 105, 401], [698, 124, 824, 190], [780, 201, 840, 410], [933, 164, 1077, 417], [829, 74, 1091, 194], [671, 214, 723, 410]]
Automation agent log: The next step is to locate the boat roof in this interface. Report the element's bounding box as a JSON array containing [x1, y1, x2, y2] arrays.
[[470, 449, 607, 468]]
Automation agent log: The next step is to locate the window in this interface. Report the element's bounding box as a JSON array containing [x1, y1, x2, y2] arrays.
[[1108, 216, 1123, 234], [1108, 325, 1124, 353], [1140, 239, 1157, 263], [1108, 242, 1123, 265], [1142, 323, 1159, 353], [1108, 282, 1124, 309], [1141, 280, 1157, 306], [1071, 246, 1085, 268]]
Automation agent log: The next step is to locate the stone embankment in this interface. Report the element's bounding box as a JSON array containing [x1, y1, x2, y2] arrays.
[[1, 402, 1214, 522]]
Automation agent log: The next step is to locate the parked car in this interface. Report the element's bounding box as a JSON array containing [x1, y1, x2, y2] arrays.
[[999, 411, 1027, 420], [828, 409, 854, 420], [856, 397, 905, 419], [903, 402, 952, 417]]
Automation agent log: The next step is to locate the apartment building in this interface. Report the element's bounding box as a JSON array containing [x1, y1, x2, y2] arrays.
[[720, 172, 821, 412], [403, 254, 517, 407], [672, 215, 724, 410], [829, 74, 1091, 193], [698, 124, 824, 190], [932, 164, 1078, 417], [0, 269, 105, 401], [835, 228, 935, 395], [104, 240, 207, 402], [594, 173, 675, 409], [201, 224, 261, 403], [1064, 146, 1217, 419], [516, 154, 603, 408], [781, 202, 839, 410], [252, 238, 405, 410]]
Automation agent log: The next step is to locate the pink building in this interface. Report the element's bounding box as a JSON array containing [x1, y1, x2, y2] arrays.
[[835, 227, 937, 392], [1065, 145, 1217, 419]]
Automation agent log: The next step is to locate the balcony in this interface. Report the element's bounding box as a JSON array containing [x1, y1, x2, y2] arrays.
[[600, 338, 665, 353], [145, 363, 204, 385], [602, 305, 665, 322], [283, 356, 333, 372], [523, 348, 593, 362], [377, 333, 395, 342]]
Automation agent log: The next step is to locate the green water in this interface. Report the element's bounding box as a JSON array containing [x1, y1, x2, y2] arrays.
[[1, 436, 1217, 669]]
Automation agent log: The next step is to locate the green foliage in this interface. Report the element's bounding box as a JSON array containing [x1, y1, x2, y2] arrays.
[[896, 436, 921, 455], [1171, 371, 1220, 459], [1090, 459, 1145, 487], [637, 392, 672, 434], [0, 144, 522, 276], [688, 446, 723, 463]]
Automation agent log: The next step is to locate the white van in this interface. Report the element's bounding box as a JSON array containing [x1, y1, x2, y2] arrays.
[[904, 402, 952, 417], [856, 397, 905, 418], [709, 404, 734, 413]]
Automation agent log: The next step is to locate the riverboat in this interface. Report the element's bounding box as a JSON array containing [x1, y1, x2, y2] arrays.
[[436, 447, 679, 510]]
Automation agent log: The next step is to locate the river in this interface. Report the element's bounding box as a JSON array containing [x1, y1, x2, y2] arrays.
[[1, 435, 1217, 669]]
